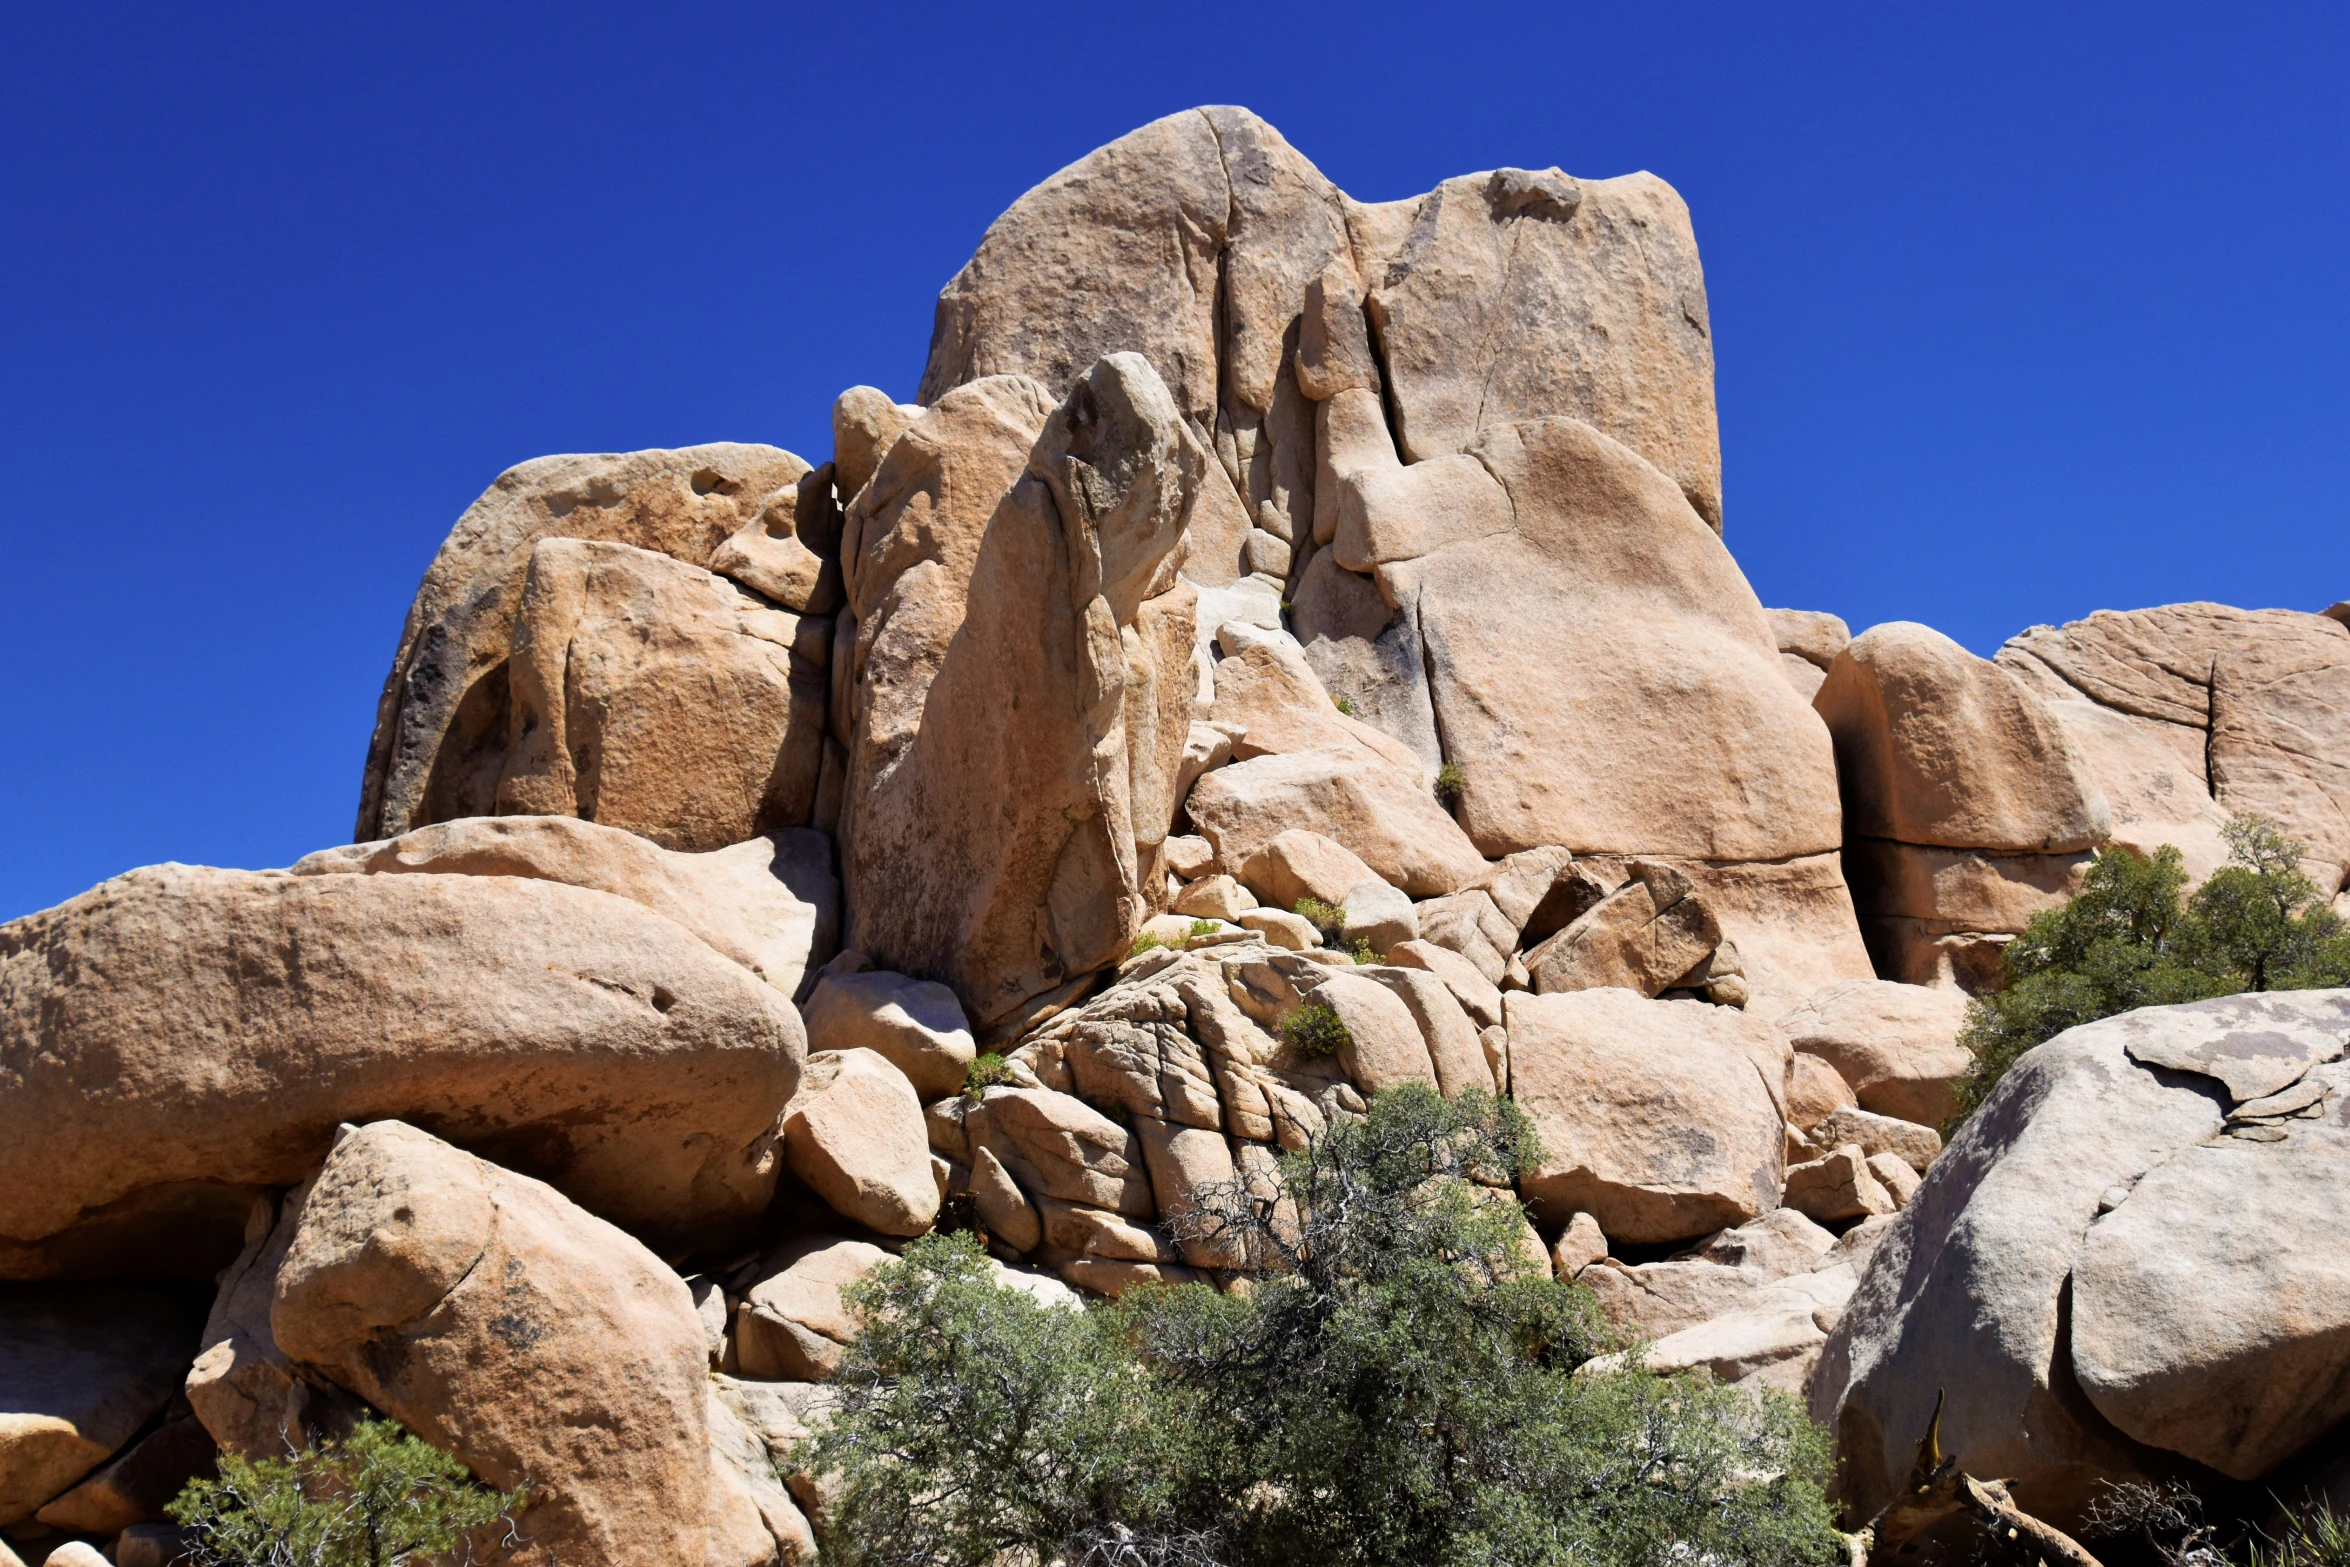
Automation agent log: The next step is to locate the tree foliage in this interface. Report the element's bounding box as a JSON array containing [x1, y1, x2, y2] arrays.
[[168, 1418, 524, 1567], [1955, 814, 2350, 1122], [799, 1085, 1845, 1567]]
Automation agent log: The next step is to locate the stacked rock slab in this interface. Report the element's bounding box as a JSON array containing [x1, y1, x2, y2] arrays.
[[1997, 603, 2350, 896], [1815, 621, 2112, 990], [915, 106, 1868, 1020], [834, 356, 1204, 1027]]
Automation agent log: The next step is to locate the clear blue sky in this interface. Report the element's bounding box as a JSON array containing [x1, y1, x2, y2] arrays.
[[4, 2, 2344, 921]]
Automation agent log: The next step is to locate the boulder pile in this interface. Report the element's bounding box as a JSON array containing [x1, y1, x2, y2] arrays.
[[3, 106, 2346, 1564]]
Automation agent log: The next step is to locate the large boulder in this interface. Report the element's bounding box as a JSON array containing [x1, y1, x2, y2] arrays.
[[485, 538, 832, 851], [837, 358, 1204, 1025], [801, 970, 976, 1098], [0, 1288, 191, 1526], [293, 815, 839, 1000], [1813, 990, 2350, 1529], [357, 443, 809, 841], [782, 1050, 940, 1237], [1779, 979, 1973, 1127], [1505, 988, 1788, 1244], [0, 862, 805, 1278], [265, 1121, 786, 1566], [1816, 621, 2112, 985], [1998, 604, 2350, 897]]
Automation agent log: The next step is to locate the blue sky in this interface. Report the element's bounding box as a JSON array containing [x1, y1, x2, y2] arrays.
[[4, 2, 2345, 920]]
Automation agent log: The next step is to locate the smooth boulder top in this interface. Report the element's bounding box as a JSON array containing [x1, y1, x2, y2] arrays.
[[1814, 620, 2112, 855], [0, 862, 806, 1276], [1813, 989, 2350, 1529], [356, 443, 809, 843], [295, 814, 839, 1001]]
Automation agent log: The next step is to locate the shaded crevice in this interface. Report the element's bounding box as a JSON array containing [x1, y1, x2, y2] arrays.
[[1360, 293, 1409, 465]]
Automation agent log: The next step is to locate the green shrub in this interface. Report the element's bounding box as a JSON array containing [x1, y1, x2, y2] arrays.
[[1129, 930, 1167, 959], [1434, 762, 1465, 809], [1331, 694, 1355, 716], [1187, 918, 1222, 944], [168, 1417, 524, 1567], [797, 1087, 1844, 1567], [1347, 938, 1377, 965], [1291, 896, 1345, 942], [964, 1053, 1016, 1099], [2251, 1503, 2350, 1567], [1280, 1001, 1350, 1056], [1954, 813, 2350, 1124]]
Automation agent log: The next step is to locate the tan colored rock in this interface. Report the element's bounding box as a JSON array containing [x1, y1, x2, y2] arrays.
[[1236, 829, 1382, 914], [1782, 1145, 1895, 1224], [1171, 875, 1256, 922], [357, 443, 808, 841], [966, 1088, 1155, 1218], [783, 1050, 940, 1237], [802, 971, 976, 1099], [1785, 1051, 1857, 1132], [708, 1388, 820, 1564], [839, 360, 1203, 1025], [1163, 835, 1215, 879], [33, 1416, 213, 1535], [1409, 419, 1841, 866], [1781, 980, 1973, 1127], [738, 1237, 889, 1382], [1817, 620, 2111, 855], [1294, 261, 1380, 403], [1064, 994, 1222, 1131], [1237, 908, 1318, 950], [1841, 838, 2091, 933], [1357, 168, 1721, 528], [1132, 1118, 1245, 1270], [1411, 889, 1517, 983], [1998, 604, 2350, 893], [1360, 967, 1492, 1098], [294, 815, 838, 1000], [832, 386, 923, 502], [39, 1547, 106, 1567], [1299, 969, 1438, 1096], [969, 1147, 1042, 1254], [1525, 862, 1721, 998], [487, 538, 830, 852], [0, 864, 803, 1278], [1550, 1212, 1609, 1277], [1581, 1259, 1764, 1341], [1866, 1151, 1921, 1207], [1187, 747, 1487, 900], [1386, 939, 1504, 1030], [1682, 1207, 1837, 1280], [0, 1289, 189, 1526], [1506, 989, 1786, 1244], [709, 470, 844, 616], [920, 109, 1351, 556], [268, 1121, 781, 1566], [1809, 1105, 1942, 1173], [1770, 609, 1851, 670], [1289, 547, 1446, 772]]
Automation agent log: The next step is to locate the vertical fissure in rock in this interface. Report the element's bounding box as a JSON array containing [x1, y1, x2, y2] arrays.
[[1471, 215, 1530, 437], [1360, 294, 1409, 466], [2203, 653, 2220, 800]]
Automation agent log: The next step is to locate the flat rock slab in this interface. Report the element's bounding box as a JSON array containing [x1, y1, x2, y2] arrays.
[[2117, 991, 2350, 1101]]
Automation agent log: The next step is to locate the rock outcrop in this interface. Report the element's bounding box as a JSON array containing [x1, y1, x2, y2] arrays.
[[1813, 990, 2350, 1528], [0, 862, 805, 1277], [0, 1288, 190, 1526], [264, 1121, 792, 1566]]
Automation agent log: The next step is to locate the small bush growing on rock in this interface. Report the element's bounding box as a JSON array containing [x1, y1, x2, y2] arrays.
[[1434, 762, 1465, 809], [1331, 694, 1355, 716], [1290, 896, 1344, 942], [1280, 1002, 1349, 1056], [2251, 1503, 2350, 1567], [964, 1052, 1016, 1099], [798, 1086, 1844, 1567], [1955, 813, 2350, 1123], [1129, 931, 1167, 959], [1186, 918, 1221, 945], [168, 1417, 524, 1567], [1347, 938, 1376, 965]]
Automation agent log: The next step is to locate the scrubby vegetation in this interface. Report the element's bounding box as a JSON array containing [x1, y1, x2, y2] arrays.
[[1291, 896, 1345, 943], [1280, 1001, 1350, 1056], [1435, 762, 1466, 809], [1954, 813, 2350, 1122], [797, 1086, 1845, 1567], [964, 1052, 1017, 1099], [1188, 918, 1222, 943], [168, 1417, 524, 1567]]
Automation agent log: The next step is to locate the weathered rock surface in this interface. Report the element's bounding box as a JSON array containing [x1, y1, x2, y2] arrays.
[[0, 864, 804, 1277], [1525, 861, 1722, 998], [488, 539, 832, 851], [737, 1237, 889, 1382], [965, 1088, 1156, 1219], [295, 815, 838, 1000], [801, 971, 976, 1098], [266, 1121, 784, 1566], [1813, 991, 2350, 1529], [1999, 604, 2350, 895], [357, 443, 809, 842], [1506, 989, 1786, 1244], [838, 358, 1202, 1025], [783, 1050, 940, 1237], [0, 1289, 190, 1525], [1780, 979, 1973, 1127], [33, 1415, 214, 1536]]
